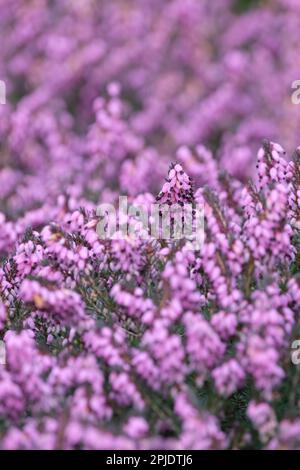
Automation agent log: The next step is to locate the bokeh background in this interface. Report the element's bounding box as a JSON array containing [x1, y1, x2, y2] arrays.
[[0, 0, 300, 222]]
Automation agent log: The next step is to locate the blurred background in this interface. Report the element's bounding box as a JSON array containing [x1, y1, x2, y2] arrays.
[[0, 0, 299, 220]]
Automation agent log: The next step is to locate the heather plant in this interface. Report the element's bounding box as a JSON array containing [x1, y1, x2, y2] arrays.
[[0, 141, 300, 450], [0, 0, 300, 451]]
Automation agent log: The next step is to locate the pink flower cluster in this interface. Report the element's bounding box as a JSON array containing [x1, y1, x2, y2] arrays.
[[0, 0, 300, 451], [0, 138, 299, 449]]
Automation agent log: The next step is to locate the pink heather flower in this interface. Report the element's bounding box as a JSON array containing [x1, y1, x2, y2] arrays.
[[212, 359, 245, 396], [268, 420, 300, 450], [156, 162, 194, 206], [183, 312, 225, 375], [123, 417, 149, 440], [211, 311, 238, 340], [174, 390, 228, 450], [140, 319, 187, 387], [247, 401, 277, 443], [0, 370, 25, 421], [19, 279, 92, 330], [0, 302, 6, 330], [242, 335, 285, 399]]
